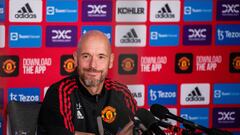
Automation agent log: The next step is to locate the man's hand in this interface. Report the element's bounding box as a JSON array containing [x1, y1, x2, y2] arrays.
[[74, 131, 95, 135], [116, 120, 134, 135]]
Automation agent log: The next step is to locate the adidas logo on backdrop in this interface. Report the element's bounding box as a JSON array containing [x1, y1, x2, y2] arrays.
[[120, 28, 141, 43], [15, 3, 36, 19], [156, 4, 175, 18], [185, 87, 205, 102]]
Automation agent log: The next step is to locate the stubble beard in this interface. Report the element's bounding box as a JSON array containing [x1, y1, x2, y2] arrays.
[[79, 68, 105, 88]]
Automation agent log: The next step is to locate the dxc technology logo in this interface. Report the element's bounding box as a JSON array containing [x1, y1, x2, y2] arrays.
[[217, 0, 240, 21], [82, 1, 112, 22], [183, 25, 212, 45], [46, 26, 77, 47], [213, 108, 240, 128]]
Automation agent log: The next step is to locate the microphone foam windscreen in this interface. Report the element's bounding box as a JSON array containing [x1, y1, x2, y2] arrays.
[[150, 104, 169, 119], [135, 108, 156, 128]]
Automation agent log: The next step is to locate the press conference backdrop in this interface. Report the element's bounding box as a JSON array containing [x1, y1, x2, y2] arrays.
[[0, 0, 240, 134]]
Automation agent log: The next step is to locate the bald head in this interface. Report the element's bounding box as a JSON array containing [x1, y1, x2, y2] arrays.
[[77, 30, 111, 54]]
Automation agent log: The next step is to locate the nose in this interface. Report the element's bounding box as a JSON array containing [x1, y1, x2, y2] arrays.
[[89, 56, 97, 69]]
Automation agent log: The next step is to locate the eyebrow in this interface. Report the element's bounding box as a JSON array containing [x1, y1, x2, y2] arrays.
[[80, 52, 108, 57]]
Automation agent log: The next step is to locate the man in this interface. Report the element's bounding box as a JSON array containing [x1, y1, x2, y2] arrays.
[[38, 30, 138, 135]]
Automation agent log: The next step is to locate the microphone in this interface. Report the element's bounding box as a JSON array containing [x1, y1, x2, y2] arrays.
[[150, 104, 233, 135], [135, 108, 166, 135], [150, 104, 210, 132]]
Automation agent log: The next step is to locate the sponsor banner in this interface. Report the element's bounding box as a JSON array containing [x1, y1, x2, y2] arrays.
[[180, 108, 209, 128], [82, 1, 112, 22], [81, 26, 112, 43], [46, 0, 78, 22], [60, 55, 77, 76], [150, 25, 179, 46], [180, 83, 210, 105], [9, 0, 42, 22], [175, 53, 193, 73], [183, 25, 212, 45], [184, 0, 212, 21], [9, 25, 42, 48], [148, 84, 177, 105], [0, 0, 5, 22], [150, 0, 180, 22], [127, 84, 145, 106], [0, 55, 19, 77], [0, 89, 3, 108], [43, 87, 49, 98], [196, 55, 222, 71], [0, 25, 4, 48], [118, 54, 138, 75], [213, 108, 240, 128], [115, 25, 146, 47], [230, 52, 240, 73], [116, 1, 147, 22], [141, 56, 167, 72], [213, 83, 240, 104], [22, 57, 52, 75], [217, 0, 240, 21], [46, 26, 77, 47], [216, 25, 240, 45], [8, 88, 40, 102]]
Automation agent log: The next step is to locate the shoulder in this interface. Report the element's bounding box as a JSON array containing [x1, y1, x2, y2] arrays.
[[104, 78, 132, 99], [45, 75, 78, 98], [104, 78, 129, 91]]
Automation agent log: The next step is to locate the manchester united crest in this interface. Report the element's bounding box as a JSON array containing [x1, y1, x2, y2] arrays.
[[101, 106, 117, 124]]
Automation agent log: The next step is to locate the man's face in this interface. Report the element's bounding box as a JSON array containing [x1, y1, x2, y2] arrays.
[[74, 35, 114, 89]]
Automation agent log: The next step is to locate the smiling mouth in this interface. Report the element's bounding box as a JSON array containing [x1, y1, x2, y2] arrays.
[[86, 72, 99, 77]]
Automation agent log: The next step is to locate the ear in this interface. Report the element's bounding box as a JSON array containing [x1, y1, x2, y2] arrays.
[[73, 51, 78, 68], [109, 53, 114, 69]]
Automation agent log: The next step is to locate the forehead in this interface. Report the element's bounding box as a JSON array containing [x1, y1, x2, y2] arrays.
[[79, 34, 111, 54]]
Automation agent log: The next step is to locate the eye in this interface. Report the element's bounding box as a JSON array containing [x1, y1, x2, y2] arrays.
[[81, 54, 91, 59], [99, 55, 106, 60]]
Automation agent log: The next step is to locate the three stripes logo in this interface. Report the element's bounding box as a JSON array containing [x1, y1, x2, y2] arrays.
[[185, 87, 205, 102], [120, 28, 141, 43], [15, 3, 36, 19], [156, 4, 174, 18]]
